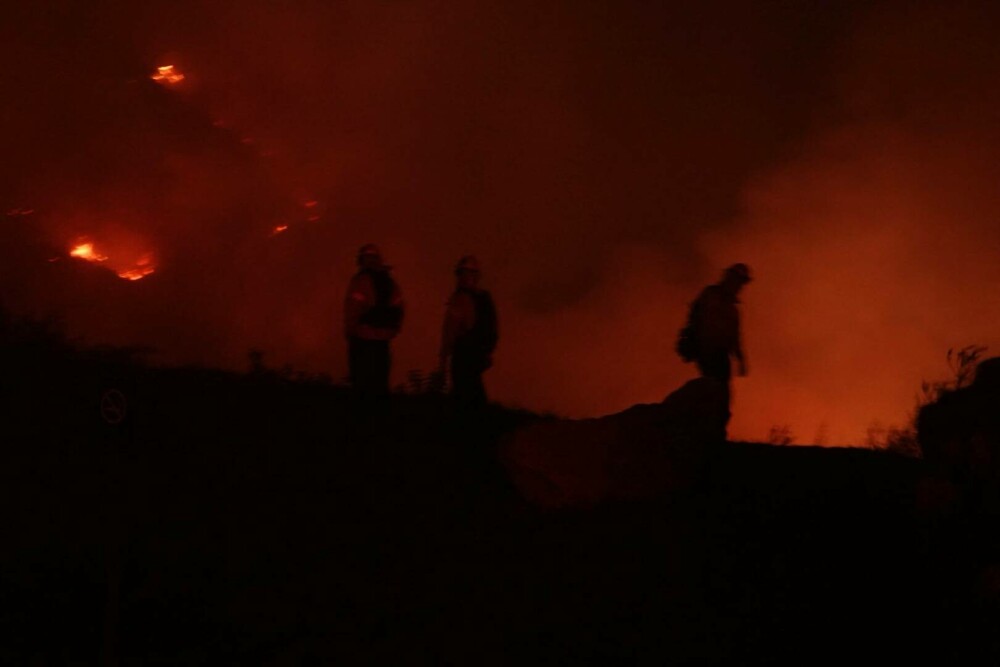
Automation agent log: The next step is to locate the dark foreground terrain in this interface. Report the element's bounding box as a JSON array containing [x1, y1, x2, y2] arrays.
[[1, 334, 998, 665]]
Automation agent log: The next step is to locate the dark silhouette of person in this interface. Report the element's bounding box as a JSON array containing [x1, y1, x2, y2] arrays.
[[344, 244, 404, 397], [681, 263, 752, 432], [438, 255, 498, 408], [691, 263, 751, 383]]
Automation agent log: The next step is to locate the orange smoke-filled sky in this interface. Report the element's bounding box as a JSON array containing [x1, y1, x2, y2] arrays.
[[1, 1, 997, 444]]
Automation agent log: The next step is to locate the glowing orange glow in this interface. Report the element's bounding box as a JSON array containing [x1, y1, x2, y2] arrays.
[[69, 242, 107, 262], [272, 225, 289, 235], [69, 241, 156, 281], [117, 266, 156, 281], [117, 252, 156, 280], [151, 64, 185, 85]]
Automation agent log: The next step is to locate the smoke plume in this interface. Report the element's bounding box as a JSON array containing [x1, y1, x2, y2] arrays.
[[2, 1, 997, 443]]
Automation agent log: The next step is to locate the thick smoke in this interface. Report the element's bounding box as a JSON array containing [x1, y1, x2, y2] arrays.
[[2, 2, 997, 443], [706, 3, 1000, 443]]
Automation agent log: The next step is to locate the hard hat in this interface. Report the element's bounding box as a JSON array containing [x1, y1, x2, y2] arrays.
[[724, 263, 752, 283], [455, 255, 481, 274]]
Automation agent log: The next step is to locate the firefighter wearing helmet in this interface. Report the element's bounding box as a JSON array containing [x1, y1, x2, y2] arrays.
[[439, 255, 498, 407], [343, 244, 404, 397]]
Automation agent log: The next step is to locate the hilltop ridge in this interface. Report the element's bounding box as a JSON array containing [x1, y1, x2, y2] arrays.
[[1, 330, 997, 663]]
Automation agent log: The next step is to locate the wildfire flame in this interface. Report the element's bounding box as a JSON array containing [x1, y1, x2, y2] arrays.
[[117, 267, 155, 281], [68, 241, 156, 281], [151, 64, 185, 85], [117, 253, 156, 281], [69, 242, 108, 262]]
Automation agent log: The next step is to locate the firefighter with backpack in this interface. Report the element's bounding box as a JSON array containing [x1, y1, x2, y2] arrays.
[[439, 255, 498, 407], [677, 263, 752, 420]]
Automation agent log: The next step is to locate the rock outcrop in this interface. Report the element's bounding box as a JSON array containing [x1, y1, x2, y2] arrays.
[[502, 377, 729, 508]]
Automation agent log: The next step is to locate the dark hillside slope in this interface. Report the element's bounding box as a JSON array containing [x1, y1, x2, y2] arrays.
[[0, 335, 996, 664]]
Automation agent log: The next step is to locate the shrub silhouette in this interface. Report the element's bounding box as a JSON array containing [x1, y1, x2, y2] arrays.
[[867, 345, 987, 457], [767, 424, 795, 446]]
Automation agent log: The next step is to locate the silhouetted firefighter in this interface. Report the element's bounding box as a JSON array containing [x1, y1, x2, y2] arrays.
[[344, 244, 404, 397], [677, 263, 752, 419], [439, 255, 498, 408]]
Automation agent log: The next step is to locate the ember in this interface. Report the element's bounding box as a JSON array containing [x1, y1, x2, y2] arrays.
[[272, 225, 289, 235]]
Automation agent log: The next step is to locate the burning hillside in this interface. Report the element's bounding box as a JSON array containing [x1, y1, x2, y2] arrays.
[[69, 240, 156, 282], [1, 1, 998, 443]]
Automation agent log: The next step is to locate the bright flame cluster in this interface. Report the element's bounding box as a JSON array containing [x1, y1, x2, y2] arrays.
[[68, 241, 155, 282], [70, 242, 107, 262], [117, 254, 156, 281], [151, 65, 185, 85]]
